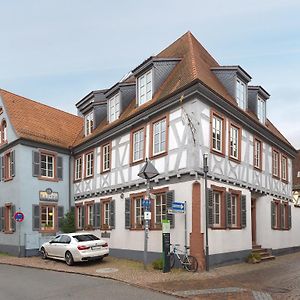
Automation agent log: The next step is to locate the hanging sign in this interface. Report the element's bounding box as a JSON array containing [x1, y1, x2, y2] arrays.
[[39, 188, 59, 202]]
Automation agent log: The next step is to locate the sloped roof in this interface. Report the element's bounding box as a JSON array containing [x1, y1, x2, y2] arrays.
[[0, 89, 83, 149], [73, 31, 294, 151]]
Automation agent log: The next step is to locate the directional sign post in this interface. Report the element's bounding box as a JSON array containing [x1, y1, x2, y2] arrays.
[[168, 202, 185, 214], [14, 211, 24, 258]]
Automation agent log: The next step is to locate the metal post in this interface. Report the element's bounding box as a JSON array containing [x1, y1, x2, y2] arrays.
[[144, 179, 150, 269], [184, 200, 187, 255], [18, 222, 21, 257], [203, 154, 209, 271]]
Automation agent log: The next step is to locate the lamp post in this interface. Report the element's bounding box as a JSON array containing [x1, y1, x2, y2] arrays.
[[203, 154, 209, 271], [138, 158, 159, 269]]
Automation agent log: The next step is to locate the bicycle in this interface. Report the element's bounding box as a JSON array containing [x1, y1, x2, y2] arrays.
[[169, 243, 198, 272]]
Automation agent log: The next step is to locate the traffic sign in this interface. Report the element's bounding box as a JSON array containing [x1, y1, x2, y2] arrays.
[[144, 211, 151, 220], [142, 199, 150, 208], [171, 202, 185, 213], [14, 211, 24, 223]]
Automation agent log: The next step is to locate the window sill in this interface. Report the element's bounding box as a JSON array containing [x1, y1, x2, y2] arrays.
[[4, 230, 14, 234], [130, 158, 145, 167], [73, 178, 82, 183], [253, 166, 262, 172], [282, 179, 288, 184], [38, 176, 59, 182], [4, 177, 13, 182], [100, 226, 111, 231], [272, 175, 280, 180], [100, 169, 110, 175], [39, 229, 56, 234], [210, 149, 225, 158], [210, 226, 226, 230], [229, 156, 241, 164], [84, 175, 94, 180], [150, 151, 167, 160]]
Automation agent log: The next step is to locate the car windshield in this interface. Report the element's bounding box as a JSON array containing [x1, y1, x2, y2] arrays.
[[73, 234, 100, 242]]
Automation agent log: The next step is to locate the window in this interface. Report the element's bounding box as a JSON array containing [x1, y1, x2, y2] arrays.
[[131, 127, 145, 163], [281, 155, 288, 182], [154, 193, 167, 225], [74, 156, 82, 181], [40, 153, 54, 178], [84, 111, 94, 136], [236, 79, 246, 110], [101, 143, 111, 172], [133, 196, 144, 228], [86, 203, 94, 227], [1, 120, 7, 144], [138, 70, 152, 105], [254, 138, 262, 170], [2, 150, 15, 181], [211, 112, 225, 154], [230, 194, 238, 227], [212, 191, 222, 226], [257, 96, 266, 124], [271, 200, 291, 230], [272, 149, 280, 178], [152, 117, 167, 157], [101, 200, 110, 229], [85, 152, 94, 178], [4, 204, 13, 232], [76, 205, 84, 230], [229, 124, 240, 160], [40, 205, 55, 231], [108, 93, 120, 123]]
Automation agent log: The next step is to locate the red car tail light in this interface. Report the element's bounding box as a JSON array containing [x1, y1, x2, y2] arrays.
[[102, 243, 108, 247], [77, 245, 90, 251]]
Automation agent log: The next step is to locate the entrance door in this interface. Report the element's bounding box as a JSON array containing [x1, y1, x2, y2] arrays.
[[251, 199, 256, 245]]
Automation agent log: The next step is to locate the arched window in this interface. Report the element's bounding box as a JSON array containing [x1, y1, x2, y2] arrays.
[[1, 119, 7, 143]]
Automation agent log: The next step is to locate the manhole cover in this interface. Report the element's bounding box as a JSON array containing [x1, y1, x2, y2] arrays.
[[96, 268, 119, 274]]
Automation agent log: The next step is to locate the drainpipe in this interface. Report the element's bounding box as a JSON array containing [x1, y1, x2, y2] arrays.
[[68, 147, 72, 212]]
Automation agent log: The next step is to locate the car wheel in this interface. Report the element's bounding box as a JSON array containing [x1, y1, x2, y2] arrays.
[[65, 251, 74, 266], [41, 247, 48, 260]]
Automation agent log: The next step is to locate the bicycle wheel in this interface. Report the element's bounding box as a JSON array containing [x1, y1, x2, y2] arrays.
[[170, 253, 175, 269], [183, 255, 198, 272]]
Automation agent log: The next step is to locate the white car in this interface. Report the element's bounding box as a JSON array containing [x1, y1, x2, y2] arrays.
[[40, 232, 109, 266]]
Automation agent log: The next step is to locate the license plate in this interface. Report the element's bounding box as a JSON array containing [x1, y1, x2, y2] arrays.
[[91, 246, 101, 250]]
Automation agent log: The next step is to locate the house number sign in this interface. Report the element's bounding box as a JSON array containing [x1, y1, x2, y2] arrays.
[[39, 188, 59, 202]]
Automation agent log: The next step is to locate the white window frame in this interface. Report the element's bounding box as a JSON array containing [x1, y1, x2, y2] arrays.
[[153, 118, 167, 156], [213, 191, 221, 226], [75, 157, 82, 180], [254, 139, 262, 169], [155, 194, 167, 225], [282, 155, 287, 181], [257, 96, 266, 124], [138, 70, 153, 105], [134, 197, 144, 227], [236, 79, 246, 110], [231, 194, 238, 227], [85, 152, 94, 177], [87, 204, 94, 226], [272, 150, 279, 177], [40, 153, 54, 178], [40, 205, 55, 230], [229, 125, 239, 159], [102, 144, 110, 172], [212, 115, 223, 152], [103, 202, 110, 226], [108, 93, 120, 123], [77, 206, 83, 229], [84, 111, 94, 136], [133, 128, 144, 162]]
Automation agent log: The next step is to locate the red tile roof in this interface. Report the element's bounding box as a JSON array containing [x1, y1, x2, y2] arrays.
[[73, 31, 294, 152], [0, 89, 83, 149]]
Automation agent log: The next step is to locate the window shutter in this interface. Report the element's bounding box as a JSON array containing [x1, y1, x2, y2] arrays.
[[10, 150, 15, 177], [208, 189, 214, 227], [32, 151, 40, 177], [166, 190, 175, 228], [1, 156, 4, 181], [93, 203, 101, 229], [0, 207, 4, 231], [32, 205, 40, 231], [58, 206, 64, 230], [109, 200, 115, 229], [125, 198, 131, 229], [226, 192, 232, 228], [11, 205, 16, 232], [241, 195, 247, 228], [0, 156, 2, 181], [57, 156, 63, 180], [271, 202, 276, 229], [81, 206, 85, 229], [288, 205, 292, 230]]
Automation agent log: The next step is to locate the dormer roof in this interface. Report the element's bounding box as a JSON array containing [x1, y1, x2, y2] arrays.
[[76, 89, 107, 115], [211, 65, 252, 82], [248, 85, 270, 100]]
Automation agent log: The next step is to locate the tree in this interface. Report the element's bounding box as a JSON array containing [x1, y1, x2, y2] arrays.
[[61, 207, 76, 233]]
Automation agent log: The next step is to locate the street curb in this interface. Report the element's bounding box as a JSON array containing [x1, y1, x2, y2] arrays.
[[0, 261, 184, 299]]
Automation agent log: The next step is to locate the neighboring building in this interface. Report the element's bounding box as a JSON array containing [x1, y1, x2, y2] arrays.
[[292, 150, 300, 206], [1, 32, 299, 268], [71, 32, 299, 268], [0, 89, 82, 256]]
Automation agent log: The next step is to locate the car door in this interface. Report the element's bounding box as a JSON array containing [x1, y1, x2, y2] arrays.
[[55, 235, 71, 258], [47, 235, 61, 257]]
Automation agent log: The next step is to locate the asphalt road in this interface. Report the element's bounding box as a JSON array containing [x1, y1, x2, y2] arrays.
[[0, 265, 177, 300]]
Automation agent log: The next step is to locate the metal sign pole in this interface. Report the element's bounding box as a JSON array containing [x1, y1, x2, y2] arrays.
[[18, 221, 21, 257], [144, 179, 150, 270], [184, 201, 187, 255]]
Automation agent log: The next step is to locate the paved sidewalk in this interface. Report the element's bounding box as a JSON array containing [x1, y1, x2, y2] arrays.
[[1, 252, 300, 299]]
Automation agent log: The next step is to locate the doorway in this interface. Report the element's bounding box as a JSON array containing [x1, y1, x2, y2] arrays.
[[251, 199, 256, 245]]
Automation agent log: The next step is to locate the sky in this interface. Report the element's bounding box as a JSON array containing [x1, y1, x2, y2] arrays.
[[0, 0, 300, 148]]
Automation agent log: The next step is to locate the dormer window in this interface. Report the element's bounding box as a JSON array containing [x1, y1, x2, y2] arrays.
[[257, 96, 266, 124], [138, 69, 152, 105], [84, 111, 94, 136], [236, 79, 246, 110], [0, 119, 7, 144], [108, 93, 120, 123]]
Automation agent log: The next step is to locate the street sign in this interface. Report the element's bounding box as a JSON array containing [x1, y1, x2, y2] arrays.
[[14, 211, 24, 223], [144, 211, 151, 220], [142, 199, 150, 208], [170, 202, 185, 213]]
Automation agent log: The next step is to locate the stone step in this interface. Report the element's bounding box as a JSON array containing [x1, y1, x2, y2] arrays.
[[260, 255, 275, 262], [252, 248, 267, 253], [252, 244, 262, 250]]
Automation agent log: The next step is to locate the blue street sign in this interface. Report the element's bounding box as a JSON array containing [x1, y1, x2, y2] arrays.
[[172, 202, 185, 213], [142, 199, 150, 208]]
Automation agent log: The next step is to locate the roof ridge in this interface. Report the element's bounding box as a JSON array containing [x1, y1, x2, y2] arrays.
[[187, 32, 198, 80], [0, 88, 82, 120]]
